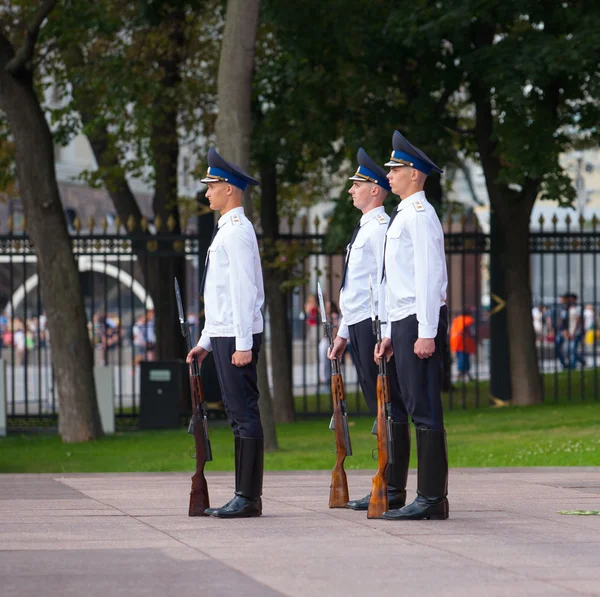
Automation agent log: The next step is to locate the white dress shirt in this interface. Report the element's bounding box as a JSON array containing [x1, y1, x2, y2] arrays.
[[338, 206, 389, 339], [383, 191, 447, 339], [198, 207, 264, 352]]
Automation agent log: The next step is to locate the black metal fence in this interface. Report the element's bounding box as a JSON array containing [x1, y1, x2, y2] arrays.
[[2, 210, 599, 428]]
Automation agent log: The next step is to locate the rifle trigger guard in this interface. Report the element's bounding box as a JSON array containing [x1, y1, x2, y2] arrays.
[[371, 448, 378, 461], [330, 442, 338, 454], [189, 448, 196, 460]]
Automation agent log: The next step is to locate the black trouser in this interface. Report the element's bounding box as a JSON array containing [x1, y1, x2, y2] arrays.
[[348, 318, 407, 423], [211, 333, 263, 439], [390, 307, 448, 430]]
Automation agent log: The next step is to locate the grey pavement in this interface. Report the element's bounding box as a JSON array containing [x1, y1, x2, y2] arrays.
[[1, 468, 600, 596]]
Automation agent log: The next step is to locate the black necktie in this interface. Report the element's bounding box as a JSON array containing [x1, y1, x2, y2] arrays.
[[340, 220, 362, 291], [200, 224, 220, 297], [380, 208, 399, 283]]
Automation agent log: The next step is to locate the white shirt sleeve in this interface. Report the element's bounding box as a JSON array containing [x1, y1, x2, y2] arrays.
[[226, 228, 259, 351], [370, 225, 387, 298], [409, 212, 443, 338], [337, 317, 349, 340], [197, 329, 212, 352]]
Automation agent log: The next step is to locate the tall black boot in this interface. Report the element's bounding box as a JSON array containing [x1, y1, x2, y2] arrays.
[[347, 423, 411, 511], [205, 435, 240, 516], [382, 428, 448, 521], [211, 437, 263, 518], [385, 422, 411, 508]]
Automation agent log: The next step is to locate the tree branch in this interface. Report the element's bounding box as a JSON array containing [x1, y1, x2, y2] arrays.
[[4, 0, 57, 75]]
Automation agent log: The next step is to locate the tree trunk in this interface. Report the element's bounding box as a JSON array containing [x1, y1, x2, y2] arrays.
[[494, 196, 543, 405], [215, 0, 260, 219], [259, 160, 295, 422], [264, 272, 295, 422], [0, 45, 102, 442], [257, 348, 278, 451], [472, 78, 542, 406], [148, 8, 187, 362], [424, 173, 443, 214]]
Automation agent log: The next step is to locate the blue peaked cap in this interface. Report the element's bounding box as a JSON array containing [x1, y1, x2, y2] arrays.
[[200, 148, 260, 191], [384, 131, 443, 175], [348, 148, 391, 191]]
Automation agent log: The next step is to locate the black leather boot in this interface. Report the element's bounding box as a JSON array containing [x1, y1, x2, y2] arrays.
[[383, 428, 448, 521], [347, 422, 410, 511], [211, 437, 263, 518], [205, 435, 240, 516]]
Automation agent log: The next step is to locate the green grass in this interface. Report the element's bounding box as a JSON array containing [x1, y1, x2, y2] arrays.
[[2, 401, 600, 473]]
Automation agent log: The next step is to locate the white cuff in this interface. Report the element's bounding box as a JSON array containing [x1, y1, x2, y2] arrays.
[[383, 323, 392, 339], [235, 335, 253, 351], [197, 333, 212, 352], [418, 323, 437, 339], [337, 321, 350, 340]]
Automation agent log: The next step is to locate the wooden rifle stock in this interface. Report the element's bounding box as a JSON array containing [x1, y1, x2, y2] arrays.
[[188, 360, 212, 516], [175, 277, 212, 517], [318, 283, 352, 509], [367, 305, 393, 519], [367, 372, 391, 518], [329, 372, 350, 508], [329, 373, 352, 508]]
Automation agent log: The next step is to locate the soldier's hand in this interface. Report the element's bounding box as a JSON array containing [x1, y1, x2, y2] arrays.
[[232, 350, 252, 367], [374, 337, 393, 363], [328, 336, 347, 360], [414, 338, 435, 359], [186, 345, 208, 365]]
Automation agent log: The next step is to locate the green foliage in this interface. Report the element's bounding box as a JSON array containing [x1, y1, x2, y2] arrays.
[[37, 0, 221, 197], [388, 0, 600, 204]]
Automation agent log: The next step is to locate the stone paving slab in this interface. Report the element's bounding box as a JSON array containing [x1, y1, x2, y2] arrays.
[[1, 468, 600, 596]]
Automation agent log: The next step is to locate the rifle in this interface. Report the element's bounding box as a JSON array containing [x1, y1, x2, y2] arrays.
[[175, 277, 213, 517], [367, 275, 394, 519], [318, 282, 352, 508]]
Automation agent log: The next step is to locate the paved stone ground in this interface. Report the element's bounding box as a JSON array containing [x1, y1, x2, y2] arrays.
[[1, 468, 600, 596]]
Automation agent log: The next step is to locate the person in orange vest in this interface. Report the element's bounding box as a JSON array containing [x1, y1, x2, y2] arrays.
[[449, 307, 477, 382]]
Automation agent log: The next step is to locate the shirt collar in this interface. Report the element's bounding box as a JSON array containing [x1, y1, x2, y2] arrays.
[[360, 205, 385, 226], [398, 190, 426, 212], [218, 206, 244, 228]]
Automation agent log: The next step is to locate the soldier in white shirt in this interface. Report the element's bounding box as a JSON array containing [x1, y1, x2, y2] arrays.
[[186, 148, 265, 519], [328, 148, 410, 512], [375, 131, 450, 521]]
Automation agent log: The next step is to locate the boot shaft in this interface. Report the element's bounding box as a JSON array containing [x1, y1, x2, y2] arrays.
[[237, 437, 264, 500], [386, 422, 411, 491], [416, 428, 448, 499]]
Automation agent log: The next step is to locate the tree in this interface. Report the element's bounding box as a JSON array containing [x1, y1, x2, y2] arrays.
[[0, 1, 103, 441], [214, 0, 280, 449], [388, 0, 600, 405], [215, 0, 260, 220], [253, 0, 459, 420], [48, 0, 219, 363]]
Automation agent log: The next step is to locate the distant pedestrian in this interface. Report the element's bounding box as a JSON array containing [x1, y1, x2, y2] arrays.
[[449, 308, 476, 382]]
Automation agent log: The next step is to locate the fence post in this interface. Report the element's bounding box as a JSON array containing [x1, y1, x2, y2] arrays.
[[94, 365, 114, 434], [489, 208, 512, 403], [0, 360, 5, 436]]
